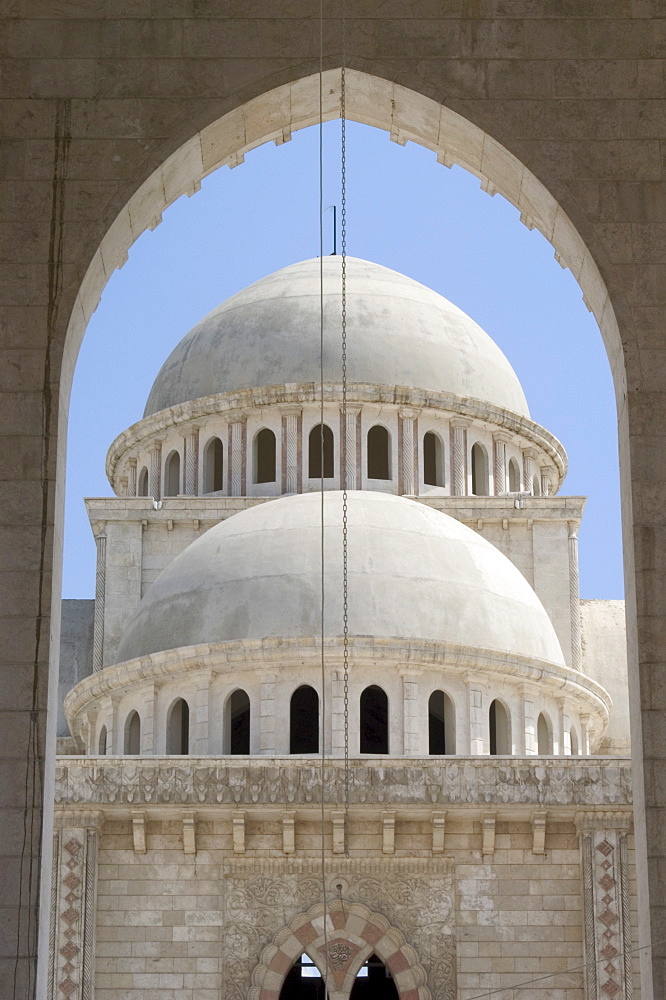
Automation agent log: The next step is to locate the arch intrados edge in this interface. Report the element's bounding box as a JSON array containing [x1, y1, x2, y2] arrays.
[[250, 899, 429, 1000], [63, 67, 624, 411]]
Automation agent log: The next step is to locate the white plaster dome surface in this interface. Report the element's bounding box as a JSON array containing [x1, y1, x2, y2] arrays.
[[144, 257, 530, 418], [115, 492, 564, 667]]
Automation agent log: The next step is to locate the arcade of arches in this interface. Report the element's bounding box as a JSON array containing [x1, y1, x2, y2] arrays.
[[3, 7, 666, 1000]]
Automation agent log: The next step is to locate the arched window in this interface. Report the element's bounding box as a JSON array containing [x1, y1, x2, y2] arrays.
[[489, 699, 511, 755], [167, 698, 189, 755], [508, 457, 521, 492], [164, 450, 181, 496], [124, 710, 140, 755], [226, 689, 250, 755], [254, 428, 276, 484], [367, 425, 391, 481], [360, 685, 389, 754], [428, 690, 456, 754], [203, 436, 224, 493], [308, 424, 334, 479], [289, 685, 319, 754], [279, 955, 325, 999], [98, 725, 107, 755], [532, 473, 540, 496], [138, 466, 149, 496], [350, 954, 400, 1000], [423, 431, 444, 488], [471, 442, 489, 495], [537, 712, 553, 755]]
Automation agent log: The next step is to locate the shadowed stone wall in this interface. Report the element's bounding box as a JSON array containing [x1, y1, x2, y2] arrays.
[[1, 4, 665, 997]]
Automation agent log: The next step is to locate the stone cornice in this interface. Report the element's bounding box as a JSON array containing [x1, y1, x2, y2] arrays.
[[105, 382, 567, 492], [53, 756, 632, 809], [63, 635, 611, 742]]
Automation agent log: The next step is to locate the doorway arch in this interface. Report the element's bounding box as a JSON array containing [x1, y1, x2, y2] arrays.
[[250, 900, 430, 1000], [39, 63, 652, 996]]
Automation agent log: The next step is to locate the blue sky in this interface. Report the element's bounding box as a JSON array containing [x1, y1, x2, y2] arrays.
[[63, 120, 622, 600]]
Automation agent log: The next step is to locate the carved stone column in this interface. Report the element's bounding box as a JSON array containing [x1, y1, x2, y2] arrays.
[[569, 521, 583, 671], [577, 812, 634, 1000], [148, 440, 162, 500], [140, 683, 156, 754], [399, 666, 422, 755], [340, 406, 361, 489], [280, 407, 302, 494], [523, 447, 538, 494], [127, 459, 137, 498], [191, 673, 211, 754], [92, 523, 106, 673], [48, 810, 104, 1000], [260, 673, 276, 754], [331, 668, 346, 757], [107, 695, 121, 755], [399, 407, 420, 496], [228, 415, 247, 497], [184, 426, 199, 496], [522, 687, 537, 755], [450, 418, 471, 496], [541, 465, 555, 497], [466, 677, 483, 754], [493, 431, 511, 495]]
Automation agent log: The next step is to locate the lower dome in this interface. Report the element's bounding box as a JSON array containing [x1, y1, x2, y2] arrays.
[[115, 492, 565, 668]]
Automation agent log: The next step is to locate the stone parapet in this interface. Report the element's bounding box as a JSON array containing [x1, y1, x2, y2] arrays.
[[54, 755, 632, 809]]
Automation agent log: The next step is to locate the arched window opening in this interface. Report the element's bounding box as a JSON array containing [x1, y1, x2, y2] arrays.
[[226, 689, 250, 755], [508, 457, 521, 492], [489, 699, 511, 755], [423, 432, 444, 487], [254, 428, 277, 484], [367, 425, 391, 481], [428, 690, 456, 754], [360, 685, 389, 754], [569, 727, 579, 755], [532, 473, 541, 496], [167, 698, 190, 755], [203, 436, 224, 493], [289, 685, 319, 754], [124, 710, 140, 755], [164, 450, 181, 496], [138, 466, 149, 496], [278, 955, 325, 1000], [98, 725, 107, 755], [350, 955, 400, 1000], [537, 713, 553, 754], [471, 442, 488, 495], [308, 423, 334, 479]]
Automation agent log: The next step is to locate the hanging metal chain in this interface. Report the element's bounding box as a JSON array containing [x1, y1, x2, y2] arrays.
[[340, 57, 350, 858]]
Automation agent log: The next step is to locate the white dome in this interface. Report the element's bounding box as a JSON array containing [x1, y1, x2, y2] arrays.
[[115, 492, 564, 667], [144, 257, 530, 418]]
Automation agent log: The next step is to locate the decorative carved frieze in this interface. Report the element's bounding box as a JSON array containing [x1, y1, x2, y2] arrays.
[[54, 757, 633, 809]]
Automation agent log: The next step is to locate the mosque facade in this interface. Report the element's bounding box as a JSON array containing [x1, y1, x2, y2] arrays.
[[53, 258, 637, 1000]]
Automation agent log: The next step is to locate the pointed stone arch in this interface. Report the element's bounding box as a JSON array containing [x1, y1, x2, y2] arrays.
[[250, 900, 429, 1000]]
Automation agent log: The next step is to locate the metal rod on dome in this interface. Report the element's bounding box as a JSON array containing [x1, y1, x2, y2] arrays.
[[323, 205, 337, 255]]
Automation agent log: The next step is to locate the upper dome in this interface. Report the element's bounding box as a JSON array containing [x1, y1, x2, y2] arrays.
[[115, 491, 564, 666], [144, 257, 530, 418]]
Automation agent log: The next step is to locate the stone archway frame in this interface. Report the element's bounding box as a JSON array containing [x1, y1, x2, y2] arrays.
[[250, 899, 429, 1000], [64, 67, 623, 417]]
